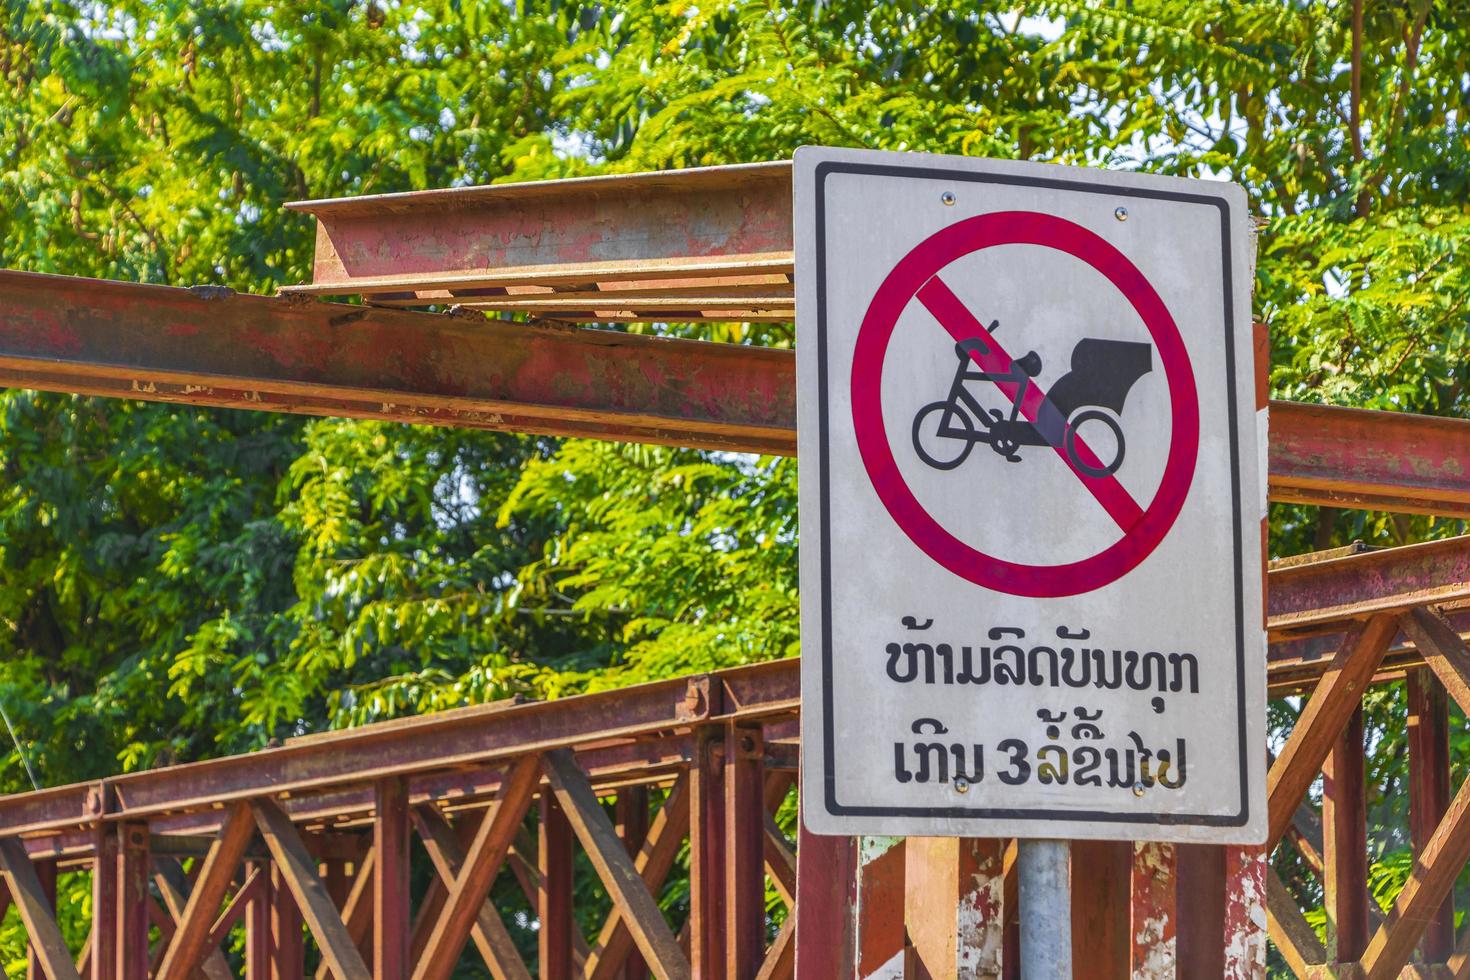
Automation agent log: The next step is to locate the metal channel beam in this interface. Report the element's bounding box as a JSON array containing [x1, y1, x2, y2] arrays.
[[1268, 537, 1470, 639], [280, 162, 794, 322], [1269, 621, 1470, 696], [0, 662, 795, 838], [8, 268, 1470, 517], [1269, 401, 1470, 518], [0, 269, 796, 455], [276, 160, 1470, 515], [6, 270, 1470, 516], [1267, 539, 1470, 692]]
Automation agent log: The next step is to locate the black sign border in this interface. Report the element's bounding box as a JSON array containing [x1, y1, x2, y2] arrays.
[[813, 159, 1251, 827]]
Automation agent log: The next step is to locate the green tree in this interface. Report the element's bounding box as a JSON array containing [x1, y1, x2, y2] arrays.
[[1, 3, 605, 967], [3, 0, 1470, 973], [0, 0, 617, 774]]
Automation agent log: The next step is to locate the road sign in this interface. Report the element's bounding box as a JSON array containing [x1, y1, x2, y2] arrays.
[[795, 147, 1265, 843]]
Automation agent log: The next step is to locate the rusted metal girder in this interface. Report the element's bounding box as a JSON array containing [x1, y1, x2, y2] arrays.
[[5, 269, 1470, 516], [280, 163, 795, 323], [0, 534, 1463, 853], [1268, 537, 1470, 640], [0, 662, 798, 839], [1267, 623, 1470, 697], [1268, 539, 1470, 693], [0, 269, 796, 455], [277, 159, 1470, 514], [1269, 402, 1470, 518]]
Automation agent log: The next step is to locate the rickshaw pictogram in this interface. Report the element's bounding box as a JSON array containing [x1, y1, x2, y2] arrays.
[[911, 327, 1153, 479]]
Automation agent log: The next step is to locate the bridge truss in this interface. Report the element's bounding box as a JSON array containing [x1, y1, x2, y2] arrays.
[[0, 163, 1468, 977]]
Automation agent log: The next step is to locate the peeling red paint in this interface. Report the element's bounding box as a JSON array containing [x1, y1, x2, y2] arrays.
[[856, 837, 905, 978], [1131, 842, 1177, 979], [0, 269, 796, 454], [1222, 846, 1266, 980], [1268, 536, 1470, 637]]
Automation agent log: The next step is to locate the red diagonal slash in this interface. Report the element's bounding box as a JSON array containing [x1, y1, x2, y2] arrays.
[[915, 275, 1146, 532]]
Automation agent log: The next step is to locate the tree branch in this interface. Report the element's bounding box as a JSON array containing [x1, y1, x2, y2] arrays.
[[1350, 0, 1370, 217]]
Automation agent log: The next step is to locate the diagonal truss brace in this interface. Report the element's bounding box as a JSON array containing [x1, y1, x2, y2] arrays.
[[543, 749, 692, 980], [413, 802, 534, 980], [1267, 614, 1399, 850], [414, 754, 544, 980], [0, 839, 78, 980], [252, 798, 371, 980], [154, 801, 256, 980], [1354, 608, 1470, 979], [585, 774, 691, 980]]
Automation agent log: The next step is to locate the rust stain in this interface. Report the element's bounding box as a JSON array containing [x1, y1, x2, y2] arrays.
[[957, 843, 1005, 979], [856, 837, 905, 978], [1222, 846, 1267, 980], [1131, 842, 1176, 980]]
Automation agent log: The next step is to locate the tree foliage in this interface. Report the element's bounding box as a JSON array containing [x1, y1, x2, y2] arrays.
[[3, 0, 1469, 972]]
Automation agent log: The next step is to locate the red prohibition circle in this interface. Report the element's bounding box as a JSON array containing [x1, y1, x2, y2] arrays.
[[850, 210, 1200, 598]]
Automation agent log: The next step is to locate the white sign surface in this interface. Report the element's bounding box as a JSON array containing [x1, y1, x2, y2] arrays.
[[795, 147, 1265, 843]]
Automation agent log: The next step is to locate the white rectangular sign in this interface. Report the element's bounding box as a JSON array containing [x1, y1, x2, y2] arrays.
[[795, 147, 1266, 843]]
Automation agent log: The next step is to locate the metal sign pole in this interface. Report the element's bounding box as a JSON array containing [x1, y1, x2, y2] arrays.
[[1018, 839, 1073, 979]]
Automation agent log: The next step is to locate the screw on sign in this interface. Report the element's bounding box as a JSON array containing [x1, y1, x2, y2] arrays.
[[795, 147, 1266, 846]]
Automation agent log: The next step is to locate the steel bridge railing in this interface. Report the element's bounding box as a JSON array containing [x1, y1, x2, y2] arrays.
[[0, 537, 1463, 977]]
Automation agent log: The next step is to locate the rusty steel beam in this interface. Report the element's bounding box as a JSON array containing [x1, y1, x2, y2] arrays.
[[0, 535, 1464, 856], [1268, 638, 1432, 697], [1268, 536, 1470, 640], [1, 527, 1468, 852], [1268, 539, 1470, 692], [1322, 707, 1370, 961], [279, 163, 794, 325], [9, 733, 787, 867], [0, 528, 1464, 852], [286, 162, 792, 287], [1269, 610, 1470, 696], [9, 270, 1470, 518], [1269, 402, 1470, 518], [0, 269, 797, 456], [277, 161, 1470, 514], [1407, 669, 1455, 960], [0, 663, 795, 838]]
